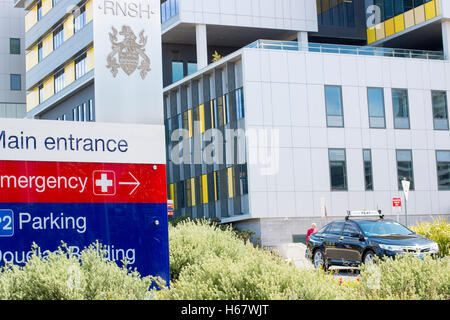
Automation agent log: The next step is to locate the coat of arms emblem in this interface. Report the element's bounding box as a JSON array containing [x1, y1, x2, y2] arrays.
[[106, 25, 151, 79]]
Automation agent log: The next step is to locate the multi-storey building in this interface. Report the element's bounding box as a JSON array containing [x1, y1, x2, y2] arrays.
[[16, 0, 450, 246], [0, 0, 26, 118]]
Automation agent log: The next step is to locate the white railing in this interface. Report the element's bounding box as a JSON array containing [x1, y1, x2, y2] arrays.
[[247, 40, 445, 60]]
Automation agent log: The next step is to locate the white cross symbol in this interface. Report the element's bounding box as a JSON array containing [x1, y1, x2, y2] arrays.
[[96, 174, 113, 193]]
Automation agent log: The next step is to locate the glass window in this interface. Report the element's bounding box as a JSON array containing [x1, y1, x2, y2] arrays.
[[236, 88, 245, 119], [364, 149, 374, 191], [325, 85, 344, 127], [37, 2, 42, 21], [53, 25, 64, 50], [397, 150, 415, 191], [432, 91, 449, 130], [74, 6, 86, 33], [343, 223, 360, 237], [38, 84, 44, 104], [10, 38, 20, 55], [368, 88, 386, 128], [172, 61, 184, 83], [357, 220, 414, 237], [328, 222, 345, 236], [239, 164, 248, 195], [38, 43, 43, 62], [75, 54, 87, 80], [187, 62, 197, 75], [392, 89, 410, 129], [54, 70, 64, 94], [436, 151, 450, 191], [329, 149, 347, 191], [10, 74, 21, 91]]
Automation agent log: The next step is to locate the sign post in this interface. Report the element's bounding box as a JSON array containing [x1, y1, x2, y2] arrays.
[[401, 179, 411, 226], [0, 119, 169, 281]]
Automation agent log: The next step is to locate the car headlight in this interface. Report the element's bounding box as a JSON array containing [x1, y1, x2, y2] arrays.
[[379, 244, 404, 252], [430, 243, 439, 253]]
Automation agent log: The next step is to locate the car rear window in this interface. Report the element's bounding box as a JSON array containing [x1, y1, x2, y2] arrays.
[[328, 222, 344, 235]]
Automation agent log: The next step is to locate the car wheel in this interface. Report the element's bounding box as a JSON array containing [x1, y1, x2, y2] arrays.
[[313, 249, 328, 271], [362, 250, 375, 265]]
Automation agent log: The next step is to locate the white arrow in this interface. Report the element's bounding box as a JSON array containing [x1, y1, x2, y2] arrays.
[[119, 172, 141, 195]]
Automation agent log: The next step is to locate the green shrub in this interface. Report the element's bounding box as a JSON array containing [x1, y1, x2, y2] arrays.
[[411, 217, 450, 257], [163, 219, 353, 300], [0, 242, 156, 300], [357, 254, 450, 300]]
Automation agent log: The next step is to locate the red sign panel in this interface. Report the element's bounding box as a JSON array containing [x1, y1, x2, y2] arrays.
[[393, 198, 402, 207]]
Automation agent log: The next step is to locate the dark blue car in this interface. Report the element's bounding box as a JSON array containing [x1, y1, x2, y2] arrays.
[[306, 211, 439, 270]]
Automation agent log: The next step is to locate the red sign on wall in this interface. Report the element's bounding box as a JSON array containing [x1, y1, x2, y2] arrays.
[[393, 198, 402, 208]]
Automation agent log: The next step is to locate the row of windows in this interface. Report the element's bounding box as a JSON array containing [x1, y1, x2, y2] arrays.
[[329, 149, 450, 192], [35, 5, 87, 64], [325, 86, 449, 130], [172, 61, 198, 83], [55, 99, 94, 122], [169, 164, 248, 210], [166, 87, 245, 142], [367, 0, 434, 23], [317, 0, 356, 28], [36, 53, 88, 104]]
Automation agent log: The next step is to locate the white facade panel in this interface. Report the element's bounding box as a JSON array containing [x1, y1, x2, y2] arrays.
[[242, 48, 450, 219]]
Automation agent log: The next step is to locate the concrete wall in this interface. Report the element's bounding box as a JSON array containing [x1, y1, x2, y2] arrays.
[[0, 0, 26, 107], [172, 0, 318, 33], [241, 47, 450, 221]]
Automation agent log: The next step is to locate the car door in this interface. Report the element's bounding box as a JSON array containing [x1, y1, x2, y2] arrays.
[[339, 222, 365, 264], [322, 222, 345, 263]]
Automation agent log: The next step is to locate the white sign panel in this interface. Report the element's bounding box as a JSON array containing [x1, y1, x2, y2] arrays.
[[0, 118, 166, 164], [93, 0, 163, 124]]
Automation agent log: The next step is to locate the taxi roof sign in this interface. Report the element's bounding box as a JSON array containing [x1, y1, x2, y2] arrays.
[[346, 210, 384, 220]]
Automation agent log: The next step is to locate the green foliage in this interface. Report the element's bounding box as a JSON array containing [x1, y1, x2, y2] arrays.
[[411, 217, 450, 257], [357, 254, 450, 300], [0, 242, 158, 300], [163, 219, 352, 300]]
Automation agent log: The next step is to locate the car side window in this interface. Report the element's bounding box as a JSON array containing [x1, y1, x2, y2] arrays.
[[343, 223, 360, 237], [328, 222, 344, 236]]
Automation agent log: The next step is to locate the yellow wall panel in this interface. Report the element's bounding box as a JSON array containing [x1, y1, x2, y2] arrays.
[[425, 0, 436, 20], [202, 175, 208, 204], [63, 16, 74, 41], [26, 47, 38, 72], [169, 184, 174, 201], [42, 0, 52, 16], [414, 5, 425, 24], [384, 18, 395, 37], [404, 9, 415, 29], [43, 76, 54, 101], [25, 7, 38, 32], [190, 178, 196, 207], [375, 22, 385, 41], [367, 27, 376, 44], [26, 88, 39, 112], [42, 33, 53, 58], [64, 61, 75, 87], [86, 0, 93, 23], [87, 47, 94, 71], [394, 14, 405, 33]]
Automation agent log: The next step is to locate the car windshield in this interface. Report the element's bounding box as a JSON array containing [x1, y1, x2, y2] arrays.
[[356, 220, 414, 237]]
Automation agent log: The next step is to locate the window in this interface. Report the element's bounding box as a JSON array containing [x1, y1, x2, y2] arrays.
[[38, 84, 44, 104], [367, 88, 386, 128], [52, 0, 62, 6], [75, 54, 87, 80], [343, 223, 360, 237], [10, 38, 20, 54], [328, 222, 345, 236], [172, 61, 184, 83], [38, 43, 43, 62], [325, 85, 344, 127], [236, 87, 245, 119], [396, 150, 415, 191], [329, 149, 347, 191], [53, 25, 64, 50], [54, 70, 64, 94], [74, 6, 86, 33], [37, 1, 42, 21], [363, 149, 374, 191], [436, 151, 450, 191], [187, 62, 197, 75], [239, 164, 248, 195], [392, 89, 410, 129], [10, 74, 21, 91], [432, 91, 449, 130]]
